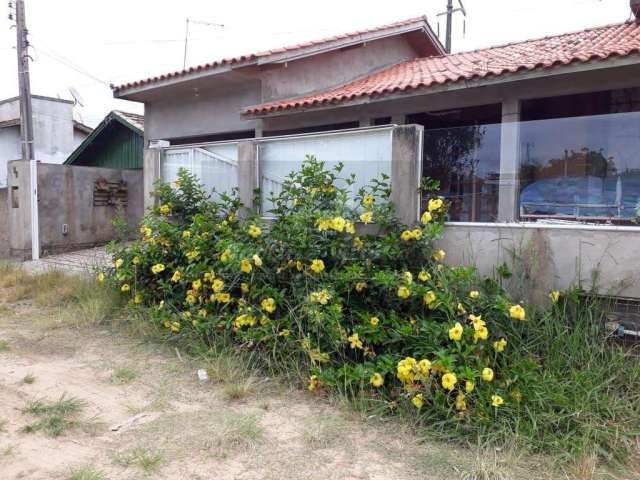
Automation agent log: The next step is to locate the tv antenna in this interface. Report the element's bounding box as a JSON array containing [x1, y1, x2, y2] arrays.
[[437, 0, 467, 53], [183, 18, 225, 70]]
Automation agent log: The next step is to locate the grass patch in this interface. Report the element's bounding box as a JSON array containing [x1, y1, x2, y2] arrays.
[[68, 465, 107, 480], [113, 447, 163, 473], [109, 365, 137, 384], [0, 339, 9, 351], [22, 373, 36, 384], [2, 444, 14, 456], [21, 394, 85, 437], [203, 413, 263, 457], [300, 414, 346, 449]]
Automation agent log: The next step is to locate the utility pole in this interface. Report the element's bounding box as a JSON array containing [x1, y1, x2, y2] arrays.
[[10, 0, 39, 259], [437, 0, 467, 53]]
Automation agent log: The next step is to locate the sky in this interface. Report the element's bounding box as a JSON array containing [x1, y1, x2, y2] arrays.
[[0, 0, 634, 127]]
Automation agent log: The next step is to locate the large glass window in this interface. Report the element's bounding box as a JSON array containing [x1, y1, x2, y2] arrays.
[[409, 105, 502, 222], [519, 89, 640, 223]]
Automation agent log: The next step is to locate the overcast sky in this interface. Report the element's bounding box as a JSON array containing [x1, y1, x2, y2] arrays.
[[0, 0, 634, 126]]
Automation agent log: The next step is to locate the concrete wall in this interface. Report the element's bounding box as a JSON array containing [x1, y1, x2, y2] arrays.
[[7, 160, 143, 259], [438, 224, 640, 301], [0, 125, 20, 188], [0, 187, 7, 258], [260, 37, 418, 102]]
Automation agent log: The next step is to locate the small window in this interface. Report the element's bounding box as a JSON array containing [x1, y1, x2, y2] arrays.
[[11, 186, 19, 208]]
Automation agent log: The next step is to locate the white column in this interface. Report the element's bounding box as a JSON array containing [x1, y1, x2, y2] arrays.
[[498, 99, 521, 222]]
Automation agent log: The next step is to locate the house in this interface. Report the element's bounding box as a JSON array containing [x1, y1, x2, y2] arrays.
[[112, 12, 640, 299], [64, 110, 144, 169], [0, 95, 92, 188]]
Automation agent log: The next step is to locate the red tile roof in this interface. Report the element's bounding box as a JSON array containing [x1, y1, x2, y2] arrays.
[[112, 16, 439, 94], [245, 21, 640, 115]]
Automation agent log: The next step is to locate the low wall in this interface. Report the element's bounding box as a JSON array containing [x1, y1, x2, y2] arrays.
[[438, 223, 640, 301], [7, 161, 144, 259], [36, 164, 144, 256], [0, 187, 7, 258]]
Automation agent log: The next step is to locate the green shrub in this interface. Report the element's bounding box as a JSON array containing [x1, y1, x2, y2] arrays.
[[103, 156, 639, 465]]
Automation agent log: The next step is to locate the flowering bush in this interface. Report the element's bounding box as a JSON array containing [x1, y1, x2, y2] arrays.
[[105, 156, 535, 426]]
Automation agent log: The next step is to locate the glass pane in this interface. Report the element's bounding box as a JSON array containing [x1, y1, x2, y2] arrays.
[[422, 123, 501, 222], [258, 128, 393, 215], [162, 143, 239, 199], [519, 111, 640, 222]]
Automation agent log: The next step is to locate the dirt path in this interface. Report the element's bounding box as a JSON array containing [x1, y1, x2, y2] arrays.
[[0, 287, 549, 480]]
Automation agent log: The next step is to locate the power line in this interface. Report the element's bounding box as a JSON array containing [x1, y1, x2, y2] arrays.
[[30, 41, 111, 86]]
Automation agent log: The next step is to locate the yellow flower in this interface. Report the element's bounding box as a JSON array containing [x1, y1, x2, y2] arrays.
[[370, 373, 384, 387], [182, 230, 191, 239], [213, 292, 231, 303], [114, 258, 124, 268], [317, 218, 332, 231], [309, 290, 332, 305], [248, 225, 262, 238], [370, 316, 380, 327], [412, 393, 424, 409], [261, 297, 276, 313], [401, 230, 414, 241], [198, 309, 208, 318], [279, 329, 290, 338], [185, 293, 197, 305], [418, 359, 431, 376], [252, 254, 263, 267], [353, 237, 364, 249], [432, 249, 446, 262], [469, 290, 480, 299], [203, 271, 215, 282], [465, 381, 475, 393], [308, 375, 320, 391], [331, 216, 346, 232], [457, 303, 466, 314], [428, 198, 443, 212], [345, 222, 355, 234], [97, 272, 105, 283], [241, 282, 249, 294], [449, 322, 464, 341], [240, 259, 253, 273], [363, 195, 375, 207], [549, 290, 560, 303], [310, 259, 325, 274], [482, 367, 494, 382], [212, 278, 225, 292], [120, 283, 130, 293], [397, 286, 411, 299], [220, 249, 233, 262], [295, 260, 304, 271], [491, 395, 504, 407], [159, 203, 171, 215], [473, 325, 489, 342], [347, 332, 363, 349], [151, 263, 165, 274], [455, 392, 467, 411], [412, 229, 423, 240], [132, 293, 143, 304], [397, 357, 417, 383], [403, 271, 413, 284], [493, 338, 508, 353], [509, 304, 526, 321], [469, 314, 485, 329], [192, 279, 202, 291], [420, 211, 432, 224], [174, 179, 182, 188], [423, 291, 437, 309], [186, 249, 199, 261], [132, 256, 140, 265], [170, 321, 181, 333], [355, 282, 367, 293], [418, 270, 430, 282], [171, 271, 182, 283], [442, 372, 457, 391], [359, 211, 373, 224]]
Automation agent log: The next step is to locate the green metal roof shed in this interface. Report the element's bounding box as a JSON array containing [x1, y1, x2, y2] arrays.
[[65, 111, 144, 169]]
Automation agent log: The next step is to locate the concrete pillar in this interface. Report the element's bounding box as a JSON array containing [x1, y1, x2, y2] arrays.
[[391, 114, 406, 125], [7, 160, 32, 260], [254, 119, 264, 138], [497, 99, 521, 222], [391, 124, 424, 225], [237, 140, 258, 214], [143, 147, 161, 212]]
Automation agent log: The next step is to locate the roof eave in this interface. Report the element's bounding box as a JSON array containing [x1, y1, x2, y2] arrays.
[[242, 54, 640, 118]]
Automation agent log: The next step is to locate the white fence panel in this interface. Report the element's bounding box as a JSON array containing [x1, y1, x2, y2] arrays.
[[257, 127, 393, 214]]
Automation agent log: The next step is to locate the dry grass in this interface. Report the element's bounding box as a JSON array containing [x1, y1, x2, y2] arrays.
[[21, 394, 85, 437]]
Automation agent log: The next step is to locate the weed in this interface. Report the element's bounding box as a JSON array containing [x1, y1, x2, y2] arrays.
[[0, 339, 9, 351], [109, 366, 137, 384], [67, 465, 107, 480], [22, 374, 36, 384], [21, 394, 85, 437], [2, 444, 14, 456], [113, 447, 163, 473]]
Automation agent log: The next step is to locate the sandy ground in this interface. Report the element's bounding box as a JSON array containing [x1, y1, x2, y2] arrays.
[[0, 299, 498, 480]]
